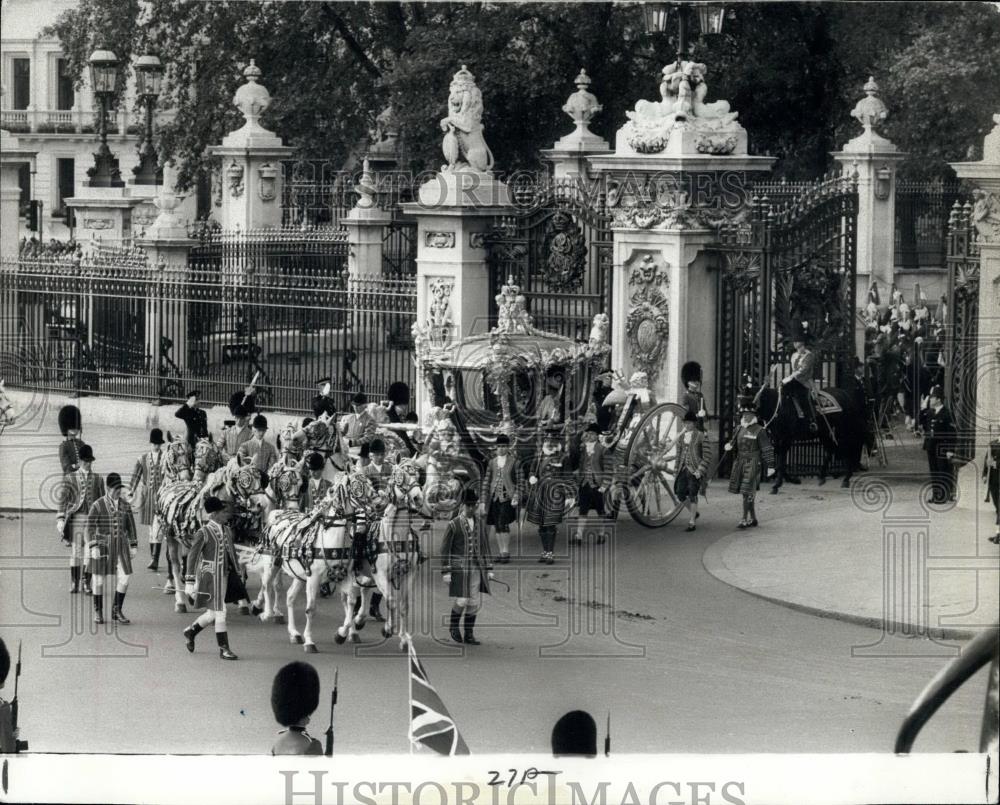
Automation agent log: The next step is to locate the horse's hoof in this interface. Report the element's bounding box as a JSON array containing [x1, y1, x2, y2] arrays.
[[259, 614, 271, 623], [304, 643, 318, 654], [334, 632, 347, 645], [174, 602, 187, 614], [354, 616, 367, 630], [350, 633, 361, 643], [273, 615, 286, 625], [291, 634, 304, 644], [382, 625, 392, 638]]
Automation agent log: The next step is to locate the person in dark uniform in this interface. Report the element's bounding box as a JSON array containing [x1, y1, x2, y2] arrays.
[[299, 452, 332, 511], [386, 381, 416, 456], [724, 397, 775, 529], [311, 377, 338, 419], [58, 443, 104, 594], [175, 390, 209, 449], [781, 325, 819, 432], [270, 661, 324, 755], [920, 385, 957, 505], [58, 404, 84, 474], [228, 382, 257, 417], [441, 489, 495, 645], [85, 473, 138, 625], [481, 434, 521, 563], [527, 429, 576, 565], [182, 496, 245, 660], [680, 361, 707, 432], [984, 427, 1000, 544]]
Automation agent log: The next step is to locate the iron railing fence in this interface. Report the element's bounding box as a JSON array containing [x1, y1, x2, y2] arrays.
[[895, 180, 964, 270], [2, 253, 416, 414]]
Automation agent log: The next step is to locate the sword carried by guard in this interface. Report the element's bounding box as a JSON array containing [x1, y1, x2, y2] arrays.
[[324, 667, 338, 757]]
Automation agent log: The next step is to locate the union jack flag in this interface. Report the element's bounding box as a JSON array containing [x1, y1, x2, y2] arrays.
[[407, 637, 471, 755]]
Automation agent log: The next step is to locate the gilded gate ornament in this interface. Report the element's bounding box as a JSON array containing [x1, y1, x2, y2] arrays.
[[543, 211, 587, 290], [625, 255, 670, 381]]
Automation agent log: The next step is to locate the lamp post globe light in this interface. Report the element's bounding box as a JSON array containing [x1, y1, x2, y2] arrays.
[[86, 47, 125, 188], [132, 54, 164, 185]]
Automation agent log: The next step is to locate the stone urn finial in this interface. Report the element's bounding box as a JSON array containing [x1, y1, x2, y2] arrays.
[[562, 68, 602, 135], [354, 157, 377, 210], [850, 76, 888, 133], [233, 58, 271, 131]]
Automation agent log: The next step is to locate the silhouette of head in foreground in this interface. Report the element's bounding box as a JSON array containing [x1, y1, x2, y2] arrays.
[[551, 710, 597, 757]]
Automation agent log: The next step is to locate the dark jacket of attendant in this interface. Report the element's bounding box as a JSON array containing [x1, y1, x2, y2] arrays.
[[440, 512, 493, 598], [175, 403, 209, 448], [59, 436, 84, 474], [921, 405, 956, 459], [312, 394, 338, 420]]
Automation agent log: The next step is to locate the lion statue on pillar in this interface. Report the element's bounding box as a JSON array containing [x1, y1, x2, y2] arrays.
[[439, 65, 495, 173]]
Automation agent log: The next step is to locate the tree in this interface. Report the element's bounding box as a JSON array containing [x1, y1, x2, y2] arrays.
[[45, 1, 1000, 189]]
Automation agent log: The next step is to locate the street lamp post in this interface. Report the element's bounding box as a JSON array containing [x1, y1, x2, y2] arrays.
[[132, 54, 163, 185], [86, 48, 124, 188], [642, 2, 727, 61]]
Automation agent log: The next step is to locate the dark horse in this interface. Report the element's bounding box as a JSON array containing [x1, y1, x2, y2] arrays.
[[753, 382, 868, 493]]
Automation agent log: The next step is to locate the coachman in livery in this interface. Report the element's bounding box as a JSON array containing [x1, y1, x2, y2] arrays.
[[441, 489, 495, 645], [724, 396, 775, 529]]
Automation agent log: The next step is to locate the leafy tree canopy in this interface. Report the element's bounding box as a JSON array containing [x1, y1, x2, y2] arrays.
[[46, 0, 1000, 188]]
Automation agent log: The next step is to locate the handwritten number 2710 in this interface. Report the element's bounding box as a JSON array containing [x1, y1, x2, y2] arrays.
[[487, 768, 559, 787]]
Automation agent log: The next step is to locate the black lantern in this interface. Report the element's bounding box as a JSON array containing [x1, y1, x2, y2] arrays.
[[132, 54, 164, 185], [875, 165, 892, 201], [642, 2, 672, 34], [86, 48, 124, 187], [695, 2, 726, 35]]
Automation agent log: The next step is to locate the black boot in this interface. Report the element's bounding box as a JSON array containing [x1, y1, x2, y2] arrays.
[[369, 592, 385, 622], [183, 622, 203, 653], [112, 591, 130, 624], [70, 566, 80, 593], [83, 571, 92, 595], [449, 608, 463, 643], [463, 613, 480, 645], [217, 631, 238, 660], [147, 543, 161, 571], [93, 593, 104, 624]]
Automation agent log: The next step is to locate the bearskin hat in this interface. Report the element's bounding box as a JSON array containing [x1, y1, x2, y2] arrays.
[[387, 382, 410, 406], [738, 395, 757, 413], [790, 321, 812, 344], [58, 404, 82, 436], [681, 361, 702, 386], [270, 661, 321, 727], [551, 710, 597, 757]]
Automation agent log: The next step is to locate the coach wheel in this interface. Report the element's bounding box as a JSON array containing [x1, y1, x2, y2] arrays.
[[623, 402, 686, 528]]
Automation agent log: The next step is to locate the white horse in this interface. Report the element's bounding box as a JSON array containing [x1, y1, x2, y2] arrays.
[[370, 460, 434, 651], [236, 457, 305, 624], [263, 472, 383, 652]]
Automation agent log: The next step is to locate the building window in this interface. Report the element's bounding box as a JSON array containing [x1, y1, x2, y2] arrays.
[[18, 164, 31, 217], [56, 58, 75, 110], [12, 58, 31, 109], [55, 158, 75, 218]]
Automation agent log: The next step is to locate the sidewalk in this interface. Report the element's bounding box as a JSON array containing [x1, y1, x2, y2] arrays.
[[702, 435, 999, 640]]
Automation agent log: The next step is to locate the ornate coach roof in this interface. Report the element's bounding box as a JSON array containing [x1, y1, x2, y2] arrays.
[[412, 277, 610, 376]]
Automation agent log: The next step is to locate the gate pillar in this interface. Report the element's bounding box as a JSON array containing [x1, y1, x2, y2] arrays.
[[208, 61, 292, 232], [0, 128, 35, 260], [608, 227, 717, 411], [950, 113, 1000, 510], [832, 78, 906, 357]]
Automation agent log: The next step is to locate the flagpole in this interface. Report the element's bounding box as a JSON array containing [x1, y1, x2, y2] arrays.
[[406, 632, 414, 756]]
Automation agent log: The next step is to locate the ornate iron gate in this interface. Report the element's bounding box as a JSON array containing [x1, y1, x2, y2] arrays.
[[484, 179, 613, 342], [711, 175, 859, 473], [944, 201, 980, 460]]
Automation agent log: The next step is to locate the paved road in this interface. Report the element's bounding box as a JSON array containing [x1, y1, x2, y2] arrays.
[[1, 497, 987, 756]]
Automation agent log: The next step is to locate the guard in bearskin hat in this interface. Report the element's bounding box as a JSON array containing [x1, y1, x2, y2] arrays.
[[481, 433, 522, 563], [441, 488, 495, 645], [57, 443, 104, 594], [780, 323, 819, 432], [527, 429, 577, 564], [385, 381, 416, 456], [681, 362, 708, 432], [270, 661, 324, 755], [724, 397, 775, 528], [58, 404, 84, 474]]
